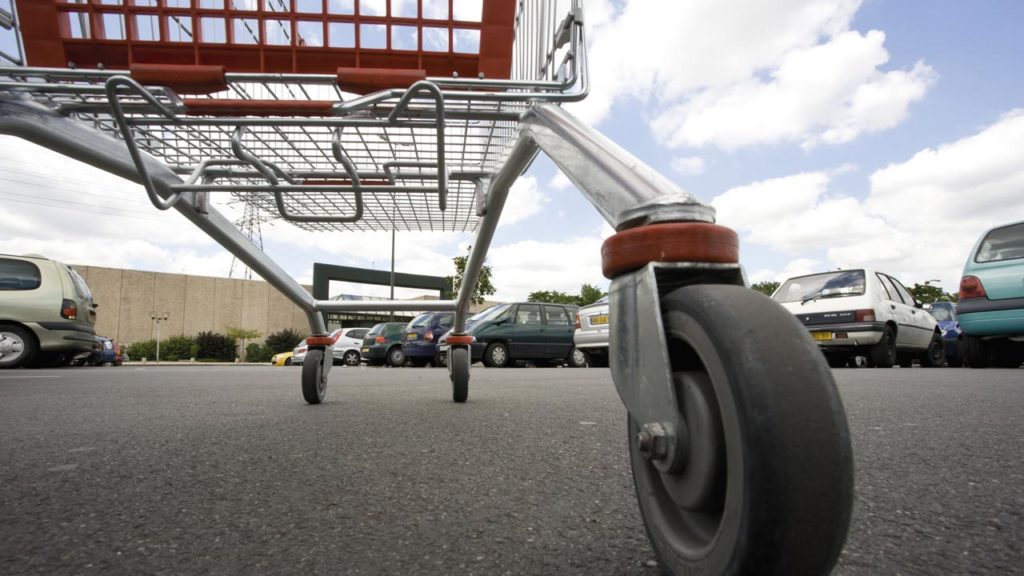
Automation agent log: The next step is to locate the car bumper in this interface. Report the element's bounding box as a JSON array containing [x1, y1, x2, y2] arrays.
[[360, 344, 389, 362], [574, 330, 609, 349], [402, 340, 438, 358], [30, 321, 96, 353], [802, 321, 885, 348], [958, 307, 1024, 338]]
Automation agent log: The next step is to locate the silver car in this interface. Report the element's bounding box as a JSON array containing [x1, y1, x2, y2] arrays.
[[573, 295, 609, 367]]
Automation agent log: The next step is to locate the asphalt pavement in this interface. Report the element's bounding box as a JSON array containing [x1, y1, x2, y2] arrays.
[[0, 364, 1021, 575]]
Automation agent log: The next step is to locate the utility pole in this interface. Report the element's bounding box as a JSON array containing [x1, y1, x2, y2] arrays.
[[150, 312, 169, 362]]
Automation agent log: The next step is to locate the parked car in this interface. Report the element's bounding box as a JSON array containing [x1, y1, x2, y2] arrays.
[[1, 254, 97, 369], [574, 295, 609, 367], [923, 302, 962, 366], [440, 302, 586, 368], [292, 327, 369, 367], [402, 312, 454, 367], [271, 350, 294, 366], [361, 322, 409, 366], [957, 220, 1024, 368], [772, 269, 944, 368], [73, 335, 123, 367]]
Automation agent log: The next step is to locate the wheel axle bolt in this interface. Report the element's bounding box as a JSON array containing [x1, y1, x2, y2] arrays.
[[637, 422, 670, 461]]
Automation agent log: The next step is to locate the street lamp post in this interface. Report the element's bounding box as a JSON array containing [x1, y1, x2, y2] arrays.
[[150, 312, 169, 362]]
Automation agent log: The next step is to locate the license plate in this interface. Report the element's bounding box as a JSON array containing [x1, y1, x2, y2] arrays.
[[361, 347, 370, 352], [811, 331, 833, 341], [407, 333, 418, 341], [591, 314, 609, 326]]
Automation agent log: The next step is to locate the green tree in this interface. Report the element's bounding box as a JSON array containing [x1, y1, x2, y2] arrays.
[[908, 282, 956, 303], [527, 290, 578, 305], [751, 281, 780, 297], [578, 283, 607, 306], [265, 328, 304, 353], [449, 246, 496, 305], [194, 331, 237, 361], [227, 327, 261, 361]]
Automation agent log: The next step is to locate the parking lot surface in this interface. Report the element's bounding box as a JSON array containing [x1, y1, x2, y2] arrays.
[[1, 365, 1021, 575]]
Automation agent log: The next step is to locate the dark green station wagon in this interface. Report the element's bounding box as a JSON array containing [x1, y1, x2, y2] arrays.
[[465, 302, 587, 368]]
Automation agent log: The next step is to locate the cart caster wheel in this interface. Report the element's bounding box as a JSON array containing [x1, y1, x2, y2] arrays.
[[629, 285, 853, 575], [301, 349, 328, 404], [450, 346, 469, 403]]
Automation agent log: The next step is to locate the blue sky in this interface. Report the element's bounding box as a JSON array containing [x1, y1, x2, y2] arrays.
[[2, 0, 1024, 301]]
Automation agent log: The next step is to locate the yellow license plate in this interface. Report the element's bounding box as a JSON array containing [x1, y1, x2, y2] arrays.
[[811, 331, 833, 341], [407, 333, 418, 341], [591, 314, 609, 326], [361, 347, 370, 352]]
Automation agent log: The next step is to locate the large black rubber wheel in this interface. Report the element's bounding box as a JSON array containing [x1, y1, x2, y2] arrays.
[[0, 325, 38, 369], [387, 346, 405, 367], [962, 335, 991, 368], [342, 349, 361, 367], [301, 349, 327, 404], [630, 285, 853, 575], [920, 333, 946, 367], [869, 326, 896, 368], [566, 347, 588, 368], [482, 342, 509, 368], [450, 346, 469, 403]]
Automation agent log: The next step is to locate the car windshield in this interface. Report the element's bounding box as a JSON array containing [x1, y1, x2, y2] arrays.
[[926, 306, 953, 321], [409, 313, 431, 328], [469, 304, 511, 323], [773, 270, 867, 304], [975, 222, 1024, 263]]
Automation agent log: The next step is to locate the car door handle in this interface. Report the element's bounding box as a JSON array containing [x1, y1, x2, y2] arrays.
[[890, 304, 896, 309]]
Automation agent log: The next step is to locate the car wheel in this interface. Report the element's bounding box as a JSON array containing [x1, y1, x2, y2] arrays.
[[0, 325, 37, 369], [483, 342, 509, 368], [567, 347, 587, 368], [387, 346, 405, 367], [434, 350, 448, 368], [962, 335, 991, 368], [869, 326, 896, 368], [920, 333, 946, 368], [343, 350, 361, 367], [284, 357, 292, 366]]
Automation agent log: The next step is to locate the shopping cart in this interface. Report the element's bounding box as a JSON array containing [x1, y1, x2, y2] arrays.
[[0, 1, 853, 573]]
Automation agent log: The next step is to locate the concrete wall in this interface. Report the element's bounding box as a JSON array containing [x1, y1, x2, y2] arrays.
[[74, 265, 311, 345]]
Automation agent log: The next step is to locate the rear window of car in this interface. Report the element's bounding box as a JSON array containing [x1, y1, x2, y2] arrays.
[[409, 313, 431, 328], [975, 222, 1024, 263], [384, 323, 406, 335], [347, 328, 368, 340], [772, 270, 866, 303], [367, 324, 384, 336], [66, 265, 92, 300], [0, 258, 42, 291]]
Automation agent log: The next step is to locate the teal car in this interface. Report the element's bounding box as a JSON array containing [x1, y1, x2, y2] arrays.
[[465, 302, 587, 368], [957, 220, 1024, 368]]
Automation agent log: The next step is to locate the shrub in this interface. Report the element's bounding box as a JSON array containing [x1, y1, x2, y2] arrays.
[[265, 328, 304, 353], [194, 331, 237, 361], [246, 343, 274, 363], [125, 339, 156, 361], [162, 335, 198, 361]]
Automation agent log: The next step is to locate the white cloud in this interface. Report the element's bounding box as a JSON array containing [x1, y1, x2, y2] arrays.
[[713, 109, 1024, 290], [549, 171, 573, 191], [572, 0, 932, 151], [670, 156, 706, 175], [488, 234, 607, 301], [499, 175, 549, 226]]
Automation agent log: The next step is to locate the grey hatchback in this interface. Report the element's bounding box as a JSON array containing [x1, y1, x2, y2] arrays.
[[0, 254, 97, 368]]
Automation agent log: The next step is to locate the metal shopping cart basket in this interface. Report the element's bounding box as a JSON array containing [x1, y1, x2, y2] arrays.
[[0, 1, 853, 573]]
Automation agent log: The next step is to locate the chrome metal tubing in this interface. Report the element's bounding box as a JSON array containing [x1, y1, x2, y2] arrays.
[[0, 95, 326, 334], [315, 300, 457, 313]]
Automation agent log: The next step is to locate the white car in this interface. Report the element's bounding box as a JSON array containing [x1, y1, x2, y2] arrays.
[[292, 327, 369, 367], [772, 269, 945, 368], [574, 295, 609, 367]]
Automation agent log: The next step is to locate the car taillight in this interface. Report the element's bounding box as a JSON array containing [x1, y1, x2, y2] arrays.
[[60, 299, 77, 320], [425, 331, 434, 341], [375, 336, 386, 344], [574, 312, 581, 329], [298, 347, 307, 354], [959, 275, 987, 300], [855, 309, 876, 322]]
